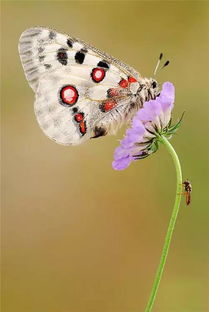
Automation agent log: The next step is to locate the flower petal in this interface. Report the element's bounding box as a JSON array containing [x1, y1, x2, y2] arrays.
[[114, 146, 130, 160], [131, 119, 146, 135], [112, 156, 132, 170], [137, 107, 155, 122], [120, 136, 135, 148], [112, 81, 175, 170], [159, 82, 175, 111]]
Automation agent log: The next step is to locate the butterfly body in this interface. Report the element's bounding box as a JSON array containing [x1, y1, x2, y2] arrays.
[[19, 27, 159, 145]]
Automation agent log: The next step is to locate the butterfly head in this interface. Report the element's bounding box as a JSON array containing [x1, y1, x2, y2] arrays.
[[149, 78, 159, 98], [138, 77, 159, 101]]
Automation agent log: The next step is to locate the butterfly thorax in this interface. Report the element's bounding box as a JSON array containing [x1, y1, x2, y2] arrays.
[[135, 77, 159, 105]]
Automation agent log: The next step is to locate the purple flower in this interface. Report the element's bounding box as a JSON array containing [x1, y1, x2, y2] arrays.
[[112, 82, 177, 170]]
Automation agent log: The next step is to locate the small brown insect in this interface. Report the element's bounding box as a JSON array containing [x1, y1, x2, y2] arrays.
[[182, 180, 192, 205]]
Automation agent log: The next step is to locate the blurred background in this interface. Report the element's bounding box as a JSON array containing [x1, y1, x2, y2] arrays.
[[2, 1, 209, 312]]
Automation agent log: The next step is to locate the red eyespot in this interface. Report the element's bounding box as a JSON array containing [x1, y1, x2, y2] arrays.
[[101, 100, 117, 112], [91, 68, 106, 83], [119, 79, 128, 88], [60, 85, 78, 105], [74, 113, 84, 122], [128, 76, 137, 83], [74, 112, 87, 135]]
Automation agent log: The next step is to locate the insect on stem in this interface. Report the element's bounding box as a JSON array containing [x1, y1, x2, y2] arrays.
[[182, 180, 192, 205]]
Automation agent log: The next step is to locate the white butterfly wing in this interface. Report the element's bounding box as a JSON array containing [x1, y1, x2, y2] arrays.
[[19, 27, 141, 145]]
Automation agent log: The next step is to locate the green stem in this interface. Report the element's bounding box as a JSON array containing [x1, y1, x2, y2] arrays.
[[144, 135, 183, 312]]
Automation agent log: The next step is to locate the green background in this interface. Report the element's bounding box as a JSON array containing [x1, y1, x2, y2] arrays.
[[2, 1, 209, 312]]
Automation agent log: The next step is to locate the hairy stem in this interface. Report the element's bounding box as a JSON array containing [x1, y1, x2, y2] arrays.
[[145, 136, 182, 312]]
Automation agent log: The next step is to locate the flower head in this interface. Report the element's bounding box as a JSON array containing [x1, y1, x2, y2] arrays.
[[112, 82, 182, 170]]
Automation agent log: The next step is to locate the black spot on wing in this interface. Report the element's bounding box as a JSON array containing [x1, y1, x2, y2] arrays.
[[49, 31, 56, 39], [67, 39, 73, 48], [39, 55, 45, 62], [75, 49, 87, 64], [72, 107, 78, 113], [38, 47, 44, 53], [97, 61, 109, 69], [57, 48, 68, 66], [44, 64, 51, 69]]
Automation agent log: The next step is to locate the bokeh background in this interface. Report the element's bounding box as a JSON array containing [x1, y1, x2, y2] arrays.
[[2, 1, 209, 312]]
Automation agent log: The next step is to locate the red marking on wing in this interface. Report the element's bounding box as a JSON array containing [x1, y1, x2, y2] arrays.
[[74, 113, 84, 122], [60, 85, 78, 105], [101, 100, 117, 112], [91, 68, 106, 83], [119, 79, 128, 88], [128, 76, 137, 83], [74, 113, 86, 135], [79, 121, 87, 134], [108, 88, 119, 97]]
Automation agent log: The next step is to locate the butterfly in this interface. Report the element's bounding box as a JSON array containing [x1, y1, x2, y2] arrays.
[[18, 27, 159, 145]]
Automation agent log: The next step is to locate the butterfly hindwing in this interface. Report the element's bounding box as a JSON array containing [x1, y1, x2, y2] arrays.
[[19, 27, 141, 145]]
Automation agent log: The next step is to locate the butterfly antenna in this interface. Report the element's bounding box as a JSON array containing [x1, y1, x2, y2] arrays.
[[161, 60, 170, 70], [153, 53, 163, 76]]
